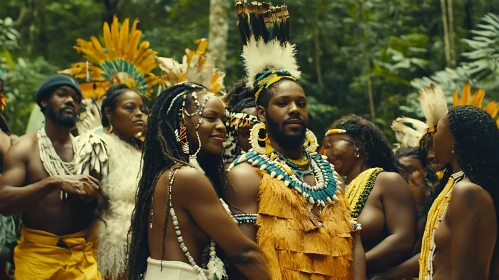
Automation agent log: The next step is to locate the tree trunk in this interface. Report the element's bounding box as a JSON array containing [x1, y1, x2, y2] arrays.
[[447, 0, 456, 67], [360, 0, 375, 119], [208, 0, 229, 71], [314, 21, 324, 95], [440, 0, 452, 68]]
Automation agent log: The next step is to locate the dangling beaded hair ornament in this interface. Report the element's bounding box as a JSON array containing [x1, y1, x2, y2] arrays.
[[167, 83, 220, 174], [37, 128, 78, 200]]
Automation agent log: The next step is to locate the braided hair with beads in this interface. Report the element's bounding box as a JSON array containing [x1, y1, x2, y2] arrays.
[[126, 82, 228, 280]]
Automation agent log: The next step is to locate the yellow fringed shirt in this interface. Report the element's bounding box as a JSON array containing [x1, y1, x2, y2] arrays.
[[256, 171, 354, 279]]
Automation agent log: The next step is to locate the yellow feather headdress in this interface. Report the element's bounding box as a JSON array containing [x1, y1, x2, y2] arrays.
[[156, 39, 225, 96], [452, 83, 499, 127], [59, 15, 164, 100]]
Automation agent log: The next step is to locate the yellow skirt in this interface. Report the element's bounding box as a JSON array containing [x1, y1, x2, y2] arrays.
[[14, 227, 101, 280]]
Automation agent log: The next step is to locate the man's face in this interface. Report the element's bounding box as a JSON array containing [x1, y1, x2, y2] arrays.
[[258, 80, 308, 149], [42, 86, 81, 128]]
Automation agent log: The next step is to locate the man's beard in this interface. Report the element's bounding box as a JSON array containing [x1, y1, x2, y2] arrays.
[[266, 113, 306, 149], [45, 104, 78, 128]]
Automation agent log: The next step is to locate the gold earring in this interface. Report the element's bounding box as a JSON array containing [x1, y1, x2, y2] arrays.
[[107, 124, 113, 133], [250, 122, 273, 155], [354, 148, 360, 158], [304, 129, 319, 153]]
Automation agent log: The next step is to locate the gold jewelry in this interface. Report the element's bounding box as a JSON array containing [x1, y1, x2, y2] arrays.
[[354, 148, 360, 158], [107, 124, 113, 133], [250, 122, 274, 155], [288, 155, 310, 166], [304, 129, 319, 154]]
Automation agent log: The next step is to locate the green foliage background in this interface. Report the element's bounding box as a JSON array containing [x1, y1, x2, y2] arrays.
[[1, 0, 499, 142]]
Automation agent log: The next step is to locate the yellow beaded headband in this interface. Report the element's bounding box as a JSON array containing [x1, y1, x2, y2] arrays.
[[325, 128, 347, 137], [254, 70, 296, 102]]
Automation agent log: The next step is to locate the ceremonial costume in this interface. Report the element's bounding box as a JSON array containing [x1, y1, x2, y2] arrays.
[[62, 16, 163, 279], [145, 42, 230, 280], [229, 2, 357, 278], [15, 109, 101, 279], [416, 83, 499, 279]]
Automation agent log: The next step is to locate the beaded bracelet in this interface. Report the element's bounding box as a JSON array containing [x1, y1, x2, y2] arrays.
[[233, 213, 258, 224]]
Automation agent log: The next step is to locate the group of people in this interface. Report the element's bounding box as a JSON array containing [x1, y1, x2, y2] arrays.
[[0, 1, 498, 280]]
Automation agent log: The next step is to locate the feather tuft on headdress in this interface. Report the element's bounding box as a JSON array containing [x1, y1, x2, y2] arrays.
[[418, 83, 448, 129], [236, 1, 301, 88], [156, 39, 225, 96], [391, 117, 427, 147], [452, 83, 499, 126]]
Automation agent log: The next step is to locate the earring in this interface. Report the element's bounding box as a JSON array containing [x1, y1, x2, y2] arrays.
[[304, 129, 319, 154], [354, 148, 360, 158], [175, 125, 189, 155], [250, 122, 273, 155], [107, 124, 113, 133]]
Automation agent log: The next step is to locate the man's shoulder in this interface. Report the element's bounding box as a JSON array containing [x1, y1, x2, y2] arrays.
[[8, 132, 38, 154]]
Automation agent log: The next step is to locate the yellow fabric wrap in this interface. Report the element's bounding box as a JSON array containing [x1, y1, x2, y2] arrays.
[[254, 73, 296, 102], [14, 227, 101, 280], [256, 170, 354, 279]]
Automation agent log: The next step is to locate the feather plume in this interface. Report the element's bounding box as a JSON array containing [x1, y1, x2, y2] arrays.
[[391, 117, 427, 147], [156, 39, 225, 96], [418, 83, 448, 128], [236, 1, 300, 87], [452, 83, 499, 126], [59, 15, 164, 99]]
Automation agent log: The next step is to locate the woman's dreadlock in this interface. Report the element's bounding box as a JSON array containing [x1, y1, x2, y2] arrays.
[[126, 82, 227, 280], [448, 105, 499, 279], [225, 79, 255, 112], [330, 114, 406, 176]]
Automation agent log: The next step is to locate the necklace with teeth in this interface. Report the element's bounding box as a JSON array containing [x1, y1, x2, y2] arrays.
[[230, 149, 341, 207]]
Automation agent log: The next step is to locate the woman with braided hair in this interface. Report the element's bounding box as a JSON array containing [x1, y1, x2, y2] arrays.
[[419, 105, 498, 279], [126, 82, 269, 280], [322, 114, 416, 277]]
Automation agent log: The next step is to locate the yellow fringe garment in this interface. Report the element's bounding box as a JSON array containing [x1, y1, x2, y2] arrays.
[[256, 171, 354, 280], [419, 172, 462, 279]]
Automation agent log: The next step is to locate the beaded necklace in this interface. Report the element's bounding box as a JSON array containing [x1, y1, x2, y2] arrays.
[[419, 170, 464, 279], [151, 166, 228, 280], [231, 149, 340, 207], [37, 128, 77, 200], [345, 167, 383, 219]]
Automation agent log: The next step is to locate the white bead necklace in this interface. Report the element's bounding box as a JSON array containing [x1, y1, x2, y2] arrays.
[[162, 167, 228, 280], [37, 128, 77, 199]]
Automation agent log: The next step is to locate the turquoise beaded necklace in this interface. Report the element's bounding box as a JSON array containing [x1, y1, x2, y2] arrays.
[[231, 149, 340, 207]]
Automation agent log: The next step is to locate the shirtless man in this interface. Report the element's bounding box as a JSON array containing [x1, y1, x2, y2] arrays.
[[0, 74, 102, 280]]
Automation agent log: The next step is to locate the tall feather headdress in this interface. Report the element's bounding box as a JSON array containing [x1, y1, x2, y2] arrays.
[[452, 83, 499, 127], [418, 83, 448, 132], [156, 38, 225, 96], [236, 1, 301, 90], [391, 117, 428, 147], [59, 15, 164, 100]]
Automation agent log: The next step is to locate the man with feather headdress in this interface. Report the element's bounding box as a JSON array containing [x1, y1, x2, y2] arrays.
[[226, 2, 366, 279]]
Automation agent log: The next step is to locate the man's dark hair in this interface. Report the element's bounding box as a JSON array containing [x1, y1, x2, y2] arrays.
[[126, 82, 227, 280], [331, 114, 406, 175], [101, 84, 142, 127]]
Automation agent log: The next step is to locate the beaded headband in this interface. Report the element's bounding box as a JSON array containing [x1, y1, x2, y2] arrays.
[[254, 69, 296, 102]]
